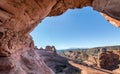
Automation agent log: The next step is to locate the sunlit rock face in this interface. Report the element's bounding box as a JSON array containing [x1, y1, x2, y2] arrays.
[[92, 0, 120, 27], [0, 0, 120, 74], [97, 49, 119, 70], [35, 49, 81, 74], [101, 13, 120, 27], [0, 0, 57, 74]]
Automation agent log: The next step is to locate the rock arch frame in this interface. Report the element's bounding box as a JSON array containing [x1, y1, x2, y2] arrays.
[[0, 0, 120, 74]]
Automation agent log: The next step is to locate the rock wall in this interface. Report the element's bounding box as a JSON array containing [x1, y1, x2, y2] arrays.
[[35, 49, 80, 74], [98, 50, 119, 70], [45, 46, 57, 53], [92, 0, 120, 27], [0, 0, 120, 74]]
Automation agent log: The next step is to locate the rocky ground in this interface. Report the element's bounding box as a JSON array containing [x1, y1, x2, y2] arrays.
[[58, 46, 120, 74], [35, 46, 81, 74]]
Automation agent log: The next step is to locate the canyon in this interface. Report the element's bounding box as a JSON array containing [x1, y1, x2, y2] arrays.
[[59, 46, 120, 74], [0, 0, 120, 74]]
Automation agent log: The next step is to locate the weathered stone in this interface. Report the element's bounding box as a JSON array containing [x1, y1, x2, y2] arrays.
[[0, 0, 119, 74], [45, 46, 57, 53], [98, 51, 119, 70], [92, 0, 120, 27], [36, 49, 80, 74]]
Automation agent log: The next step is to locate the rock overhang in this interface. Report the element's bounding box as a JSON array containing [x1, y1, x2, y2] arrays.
[[0, 0, 120, 74]]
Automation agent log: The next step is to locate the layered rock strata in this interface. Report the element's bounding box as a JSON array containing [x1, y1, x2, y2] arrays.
[[0, 0, 120, 74], [98, 49, 119, 70]]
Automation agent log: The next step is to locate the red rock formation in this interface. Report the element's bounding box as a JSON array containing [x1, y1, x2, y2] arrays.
[[97, 50, 119, 70], [0, 0, 120, 74], [0, 48, 55, 74], [84, 55, 97, 66], [36, 49, 80, 74], [45, 46, 57, 53], [92, 0, 120, 27], [69, 61, 113, 74]]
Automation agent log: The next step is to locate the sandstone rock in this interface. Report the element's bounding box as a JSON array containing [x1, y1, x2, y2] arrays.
[[101, 13, 120, 27], [0, 49, 55, 74], [36, 49, 80, 74], [92, 0, 120, 27], [60, 50, 89, 64], [0, 0, 120, 74], [45, 46, 57, 53], [0, 0, 119, 35], [84, 55, 97, 66], [97, 50, 119, 70], [0, 0, 119, 57]]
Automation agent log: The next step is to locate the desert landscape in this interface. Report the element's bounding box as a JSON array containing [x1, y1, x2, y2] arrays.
[[0, 0, 120, 74], [58, 46, 120, 74], [33, 45, 120, 74]]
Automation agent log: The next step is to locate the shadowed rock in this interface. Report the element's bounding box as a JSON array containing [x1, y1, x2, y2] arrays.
[[0, 0, 120, 74], [98, 50, 119, 70]]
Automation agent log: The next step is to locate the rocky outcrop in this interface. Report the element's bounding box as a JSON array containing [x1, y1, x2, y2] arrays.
[[84, 55, 97, 66], [0, 0, 120, 74], [35, 49, 80, 74], [101, 13, 120, 27], [45, 46, 57, 53], [92, 0, 120, 27], [59, 46, 120, 74], [98, 49, 119, 70], [0, 48, 55, 74], [0, 0, 120, 56]]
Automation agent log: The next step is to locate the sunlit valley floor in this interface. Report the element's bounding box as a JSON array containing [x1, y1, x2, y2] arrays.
[[35, 45, 120, 74]]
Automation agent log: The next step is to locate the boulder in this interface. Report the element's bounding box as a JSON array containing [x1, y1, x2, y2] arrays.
[[98, 50, 119, 70]]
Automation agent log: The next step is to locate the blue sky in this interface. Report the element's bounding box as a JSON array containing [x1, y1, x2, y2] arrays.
[[30, 7, 120, 49]]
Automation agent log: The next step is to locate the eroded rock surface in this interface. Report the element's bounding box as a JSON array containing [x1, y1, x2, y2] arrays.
[[35, 49, 80, 74], [98, 49, 119, 70], [0, 0, 120, 74], [45, 46, 57, 53], [0, 48, 55, 74]]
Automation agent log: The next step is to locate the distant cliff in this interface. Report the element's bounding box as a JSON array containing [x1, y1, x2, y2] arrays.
[[58, 45, 120, 72]]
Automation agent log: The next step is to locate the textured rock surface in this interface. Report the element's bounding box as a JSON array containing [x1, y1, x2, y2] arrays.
[[45, 46, 57, 53], [93, 0, 120, 20], [84, 55, 97, 66], [0, 0, 119, 57], [69, 61, 113, 74], [0, 48, 55, 74], [35, 49, 80, 74], [92, 0, 120, 27], [98, 50, 119, 70], [101, 13, 120, 27], [59, 46, 120, 74], [0, 0, 120, 74]]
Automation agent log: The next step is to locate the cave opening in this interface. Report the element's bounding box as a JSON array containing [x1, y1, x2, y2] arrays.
[[30, 7, 120, 50], [0, 0, 120, 74]]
